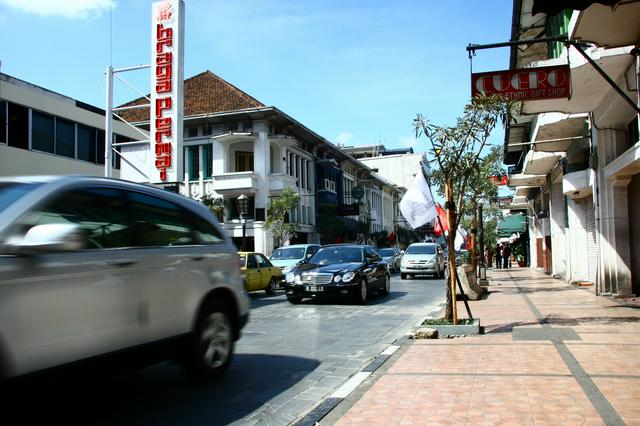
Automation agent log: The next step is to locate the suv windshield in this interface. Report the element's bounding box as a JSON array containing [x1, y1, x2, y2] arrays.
[[378, 248, 395, 257], [0, 182, 42, 215], [406, 244, 436, 255], [271, 247, 305, 260]]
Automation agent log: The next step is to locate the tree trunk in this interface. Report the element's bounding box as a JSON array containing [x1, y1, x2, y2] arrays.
[[470, 199, 478, 273], [445, 181, 457, 324]]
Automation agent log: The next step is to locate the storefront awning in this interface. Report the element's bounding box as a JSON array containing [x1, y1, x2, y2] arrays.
[[531, 113, 588, 152], [497, 214, 527, 237], [572, 2, 640, 49]]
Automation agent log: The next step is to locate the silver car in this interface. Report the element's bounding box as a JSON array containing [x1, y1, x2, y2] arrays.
[[0, 176, 249, 381], [400, 242, 446, 279]]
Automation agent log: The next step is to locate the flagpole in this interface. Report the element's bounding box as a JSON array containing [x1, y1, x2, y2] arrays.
[[419, 162, 473, 321]]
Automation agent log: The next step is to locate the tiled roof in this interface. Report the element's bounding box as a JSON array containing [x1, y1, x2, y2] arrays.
[[116, 70, 265, 122]]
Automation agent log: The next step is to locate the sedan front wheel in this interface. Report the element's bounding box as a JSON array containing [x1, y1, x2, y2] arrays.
[[355, 279, 368, 304]]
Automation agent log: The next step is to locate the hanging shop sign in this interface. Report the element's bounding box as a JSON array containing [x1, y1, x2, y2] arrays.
[[150, 0, 184, 182], [471, 65, 570, 101], [489, 175, 509, 185]]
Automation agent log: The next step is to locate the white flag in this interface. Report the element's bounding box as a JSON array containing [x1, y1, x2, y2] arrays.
[[399, 169, 437, 229], [455, 227, 468, 251]]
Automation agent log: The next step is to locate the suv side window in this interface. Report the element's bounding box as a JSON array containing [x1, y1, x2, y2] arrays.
[[13, 187, 132, 249], [126, 191, 195, 247], [187, 212, 225, 244]]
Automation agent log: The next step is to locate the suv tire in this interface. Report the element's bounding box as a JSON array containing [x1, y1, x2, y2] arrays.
[[183, 300, 234, 380]]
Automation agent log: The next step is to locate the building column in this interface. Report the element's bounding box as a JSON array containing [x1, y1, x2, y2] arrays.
[[549, 180, 567, 279], [211, 139, 223, 175], [610, 176, 633, 295], [253, 120, 270, 255]]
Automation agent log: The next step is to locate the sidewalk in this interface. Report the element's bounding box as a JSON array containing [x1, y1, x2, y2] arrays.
[[333, 267, 640, 425]]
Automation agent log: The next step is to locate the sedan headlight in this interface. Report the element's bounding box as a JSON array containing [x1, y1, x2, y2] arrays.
[[427, 259, 436, 265], [333, 275, 342, 283], [341, 271, 356, 282]]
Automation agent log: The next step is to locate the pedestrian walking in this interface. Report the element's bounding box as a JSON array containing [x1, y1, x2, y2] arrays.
[[502, 243, 511, 269], [495, 244, 502, 269]]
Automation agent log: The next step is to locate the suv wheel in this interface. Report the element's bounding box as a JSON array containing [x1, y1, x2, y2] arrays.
[[401, 273, 407, 280], [265, 277, 277, 295], [287, 296, 302, 304], [184, 300, 234, 380]]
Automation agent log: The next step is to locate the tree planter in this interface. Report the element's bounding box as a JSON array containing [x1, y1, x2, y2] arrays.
[[417, 318, 481, 336]]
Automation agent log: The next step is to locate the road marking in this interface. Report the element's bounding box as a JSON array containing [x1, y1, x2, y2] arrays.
[[330, 372, 371, 398], [381, 345, 399, 356]]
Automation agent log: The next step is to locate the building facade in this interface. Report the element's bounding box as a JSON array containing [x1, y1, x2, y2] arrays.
[[505, 0, 640, 297], [0, 73, 141, 178], [118, 71, 405, 255]]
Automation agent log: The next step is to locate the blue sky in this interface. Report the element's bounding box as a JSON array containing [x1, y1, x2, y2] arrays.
[[0, 0, 512, 151]]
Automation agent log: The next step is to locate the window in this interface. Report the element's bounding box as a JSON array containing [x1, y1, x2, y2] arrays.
[[203, 144, 213, 178], [187, 126, 199, 138], [56, 118, 75, 158], [96, 129, 105, 165], [628, 116, 639, 150], [127, 191, 195, 247], [77, 124, 97, 162], [246, 254, 258, 268], [14, 187, 132, 249], [235, 151, 253, 172], [31, 110, 55, 153], [0, 100, 6, 144], [187, 145, 199, 180], [188, 212, 224, 244], [8, 102, 28, 149], [256, 254, 270, 268], [546, 10, 572, 59]]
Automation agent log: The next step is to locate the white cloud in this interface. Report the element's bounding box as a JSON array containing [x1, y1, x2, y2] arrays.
[[336, 131, 353, 146], [0, 0, 115, 19]]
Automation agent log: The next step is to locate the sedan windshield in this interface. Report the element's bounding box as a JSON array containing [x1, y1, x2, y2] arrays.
[[308, 247, 363, 265], [0, 182, 42, 215], [406, 245, 436, 255], [378, 248, 395, 257], [270, 247, 305, 260]]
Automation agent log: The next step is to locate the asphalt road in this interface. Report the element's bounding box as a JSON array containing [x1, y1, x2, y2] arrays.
[[3, 273, 446, 425]]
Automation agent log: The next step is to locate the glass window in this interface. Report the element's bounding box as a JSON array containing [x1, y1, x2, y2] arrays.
[[188, 145, 199, 180], [8, 102, 28, 150], [203, 144, 213, 178], [77, 124, 96, 162], [127, 191, 195, 247], [55, 118, 75, 158], [271, 247, 305, 260], [13, 187, 132, 249], [188, 212, 224, 244], [405, 244, 436, 255], [236, 151, 253, 172], [0, 182, 42, 216], [31, 110, 55, 153], [96, 129, 105, 165], [246, 254, 258, 268], [256, 254, 271, 268], [0, 100, 6, 144]]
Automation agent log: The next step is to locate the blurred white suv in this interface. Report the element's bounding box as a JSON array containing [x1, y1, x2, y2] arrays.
[[0, 176, 249, 381], [400, 242, 446, 279]]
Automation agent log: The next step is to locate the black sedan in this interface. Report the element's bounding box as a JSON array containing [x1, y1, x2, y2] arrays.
[[283, 244, 391, 304]]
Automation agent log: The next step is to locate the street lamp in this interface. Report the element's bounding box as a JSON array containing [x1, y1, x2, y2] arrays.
[[478, 203, 488, 286], [237, 194, 249, 251]]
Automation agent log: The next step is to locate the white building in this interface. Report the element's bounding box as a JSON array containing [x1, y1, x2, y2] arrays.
[[0, 73, 141, 178]]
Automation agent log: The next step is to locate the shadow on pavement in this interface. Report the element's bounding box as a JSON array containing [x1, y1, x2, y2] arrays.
[[2, 353, 320, 425]]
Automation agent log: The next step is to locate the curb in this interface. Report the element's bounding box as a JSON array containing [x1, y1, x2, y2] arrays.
[[291, 302, 446, 426]]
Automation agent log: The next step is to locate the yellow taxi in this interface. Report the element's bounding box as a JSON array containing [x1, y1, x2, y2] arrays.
[[239, 251, 283, 295]]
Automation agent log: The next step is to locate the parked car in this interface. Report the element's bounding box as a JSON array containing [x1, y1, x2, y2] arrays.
[[269, 244, 322, 275], [283, 244, 390, 304], [400, 242, 446, 279], [239, 251, 283, 294], [377, 247, 402, 273], [0, 176, 249, 381]]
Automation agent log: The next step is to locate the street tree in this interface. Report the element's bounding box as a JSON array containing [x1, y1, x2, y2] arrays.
[[265, 187, 301, 248], [200, 194, 225, 222], [463, 145, 504, 273], [415, 94, 512, 323]]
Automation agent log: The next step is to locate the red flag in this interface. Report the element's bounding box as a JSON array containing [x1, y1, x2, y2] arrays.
[[466, 234, 472, 250], [434, 203, 449, 236]]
